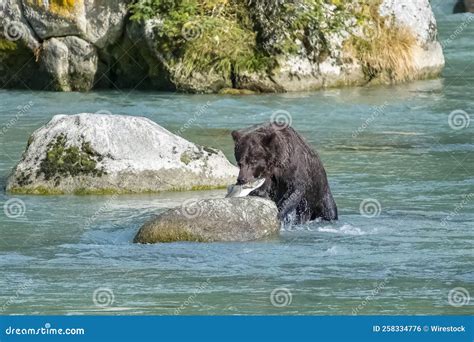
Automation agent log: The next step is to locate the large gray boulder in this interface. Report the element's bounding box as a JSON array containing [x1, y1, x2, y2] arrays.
[[6, 113, 238, 194], [40, 36, 98, 91], [1, 0, 40, 51], [21, 0, 129, 48], [268, 0, 444, 92], [0, 0, 128, 90], [134, 197, 280, 243], [0, 0, 46, 88]]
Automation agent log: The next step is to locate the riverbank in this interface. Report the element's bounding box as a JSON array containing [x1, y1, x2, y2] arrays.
[[1, 0, 444, 93]]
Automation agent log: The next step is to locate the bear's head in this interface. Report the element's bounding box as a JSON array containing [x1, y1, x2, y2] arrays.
[[231, 123, 281, 185]]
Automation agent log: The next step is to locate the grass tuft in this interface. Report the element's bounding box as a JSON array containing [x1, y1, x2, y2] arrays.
[[344, 0, 418, 83], [129, 0, 273, 80]]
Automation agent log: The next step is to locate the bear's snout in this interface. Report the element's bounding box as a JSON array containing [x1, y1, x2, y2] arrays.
[[236, 176, 250, 185], [236, 164, 256, 185]]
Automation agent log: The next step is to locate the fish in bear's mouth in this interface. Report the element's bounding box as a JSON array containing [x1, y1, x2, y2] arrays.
[[225, 178, 265, 198]]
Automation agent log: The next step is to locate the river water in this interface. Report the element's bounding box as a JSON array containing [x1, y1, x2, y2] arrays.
[[0, 2, 472, 315]]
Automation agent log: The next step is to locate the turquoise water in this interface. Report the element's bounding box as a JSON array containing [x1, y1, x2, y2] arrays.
[[0, 4, 473, 315]]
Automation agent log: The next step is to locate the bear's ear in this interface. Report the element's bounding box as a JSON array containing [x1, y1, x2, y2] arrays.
[[262, 131, 277, 147], [231, 130, 241, 142]]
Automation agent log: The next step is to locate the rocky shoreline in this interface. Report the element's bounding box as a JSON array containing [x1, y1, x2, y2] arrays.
[[0, 0, 445, 93]]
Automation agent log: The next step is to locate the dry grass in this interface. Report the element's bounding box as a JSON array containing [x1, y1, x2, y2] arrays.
[[344, 1, 418, 83]]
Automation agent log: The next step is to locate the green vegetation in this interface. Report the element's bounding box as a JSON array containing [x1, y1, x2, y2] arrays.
[[8, 186, 65, 195], [128, 0, 420, 86], [9, 184, 227, 195], [128, 0, 349, 80], [180, 151, 192, 165], [0, 39, 43, 89], [171, 184, 227, 191], [269, 0, 349, 61], [9, 186, 127, 195], [219, 87, 256, 95], [37, 134, 106, 186], [0, 39, 21, 65], [0, 39, 17, 52], [135, 226, 210, 243], [130, 0, 273, 79]]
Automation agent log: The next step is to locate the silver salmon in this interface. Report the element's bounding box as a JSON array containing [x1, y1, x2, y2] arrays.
[[225, 178, 266, 198]]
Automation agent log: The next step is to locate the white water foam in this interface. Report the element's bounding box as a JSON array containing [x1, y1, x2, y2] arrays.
[[317, 224, 368, 236]]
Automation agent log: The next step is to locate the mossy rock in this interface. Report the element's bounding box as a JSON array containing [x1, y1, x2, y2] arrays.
[[7, 113, 238, 195], [38, 134, 106, 186], [219, 88, 257, 95], [134, 197, 280, 243]]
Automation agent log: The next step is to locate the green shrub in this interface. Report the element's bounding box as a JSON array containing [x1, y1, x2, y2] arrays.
[[130, 0, 273, 78]]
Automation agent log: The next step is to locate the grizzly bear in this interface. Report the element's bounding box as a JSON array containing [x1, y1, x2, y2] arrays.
[[231, 122, 337, 224]]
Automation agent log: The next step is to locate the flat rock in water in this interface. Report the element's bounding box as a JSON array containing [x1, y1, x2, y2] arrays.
[[134, 197, 280, 243], [6, 113, 237, 194]]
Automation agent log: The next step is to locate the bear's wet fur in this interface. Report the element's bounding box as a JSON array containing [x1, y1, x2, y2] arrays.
[[231, 122, 337, 224]]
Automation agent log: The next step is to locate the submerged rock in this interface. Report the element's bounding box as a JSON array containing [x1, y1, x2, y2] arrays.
[[6, 113, 238, 194], [134, 197, 280, 243]]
